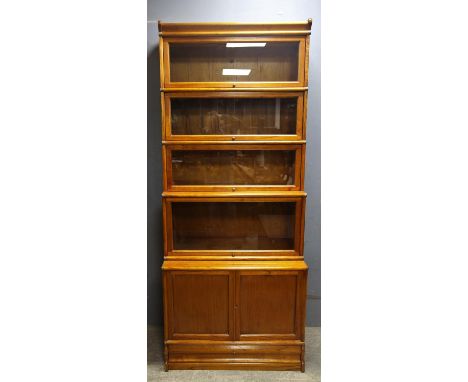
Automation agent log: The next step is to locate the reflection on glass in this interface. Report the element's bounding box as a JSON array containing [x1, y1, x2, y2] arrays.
[[226, 42, 266, 48], [171, 98, 297, 135], [172, 202, 296, 250], [169, 42, 299, 82], [171, 150, 295, 186], [222, 69, 251, 76]]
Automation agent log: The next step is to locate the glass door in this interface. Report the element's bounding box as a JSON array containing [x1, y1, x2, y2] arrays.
[[163, 92, 305, 140], [163, 37, 306, 88], [164, 197, 305, 258], [164, 144, 303, 191]]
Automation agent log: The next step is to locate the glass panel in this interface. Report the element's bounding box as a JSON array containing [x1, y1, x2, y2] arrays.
[[172, 202, 296, 250], [171, 98, 297, 135], [171, 150, 295, 186], [169, 42, 299, 82]]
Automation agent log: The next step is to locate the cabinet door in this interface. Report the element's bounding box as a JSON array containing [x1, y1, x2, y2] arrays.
[[165, 197, 305, 258], [163, 37, 306, 88], [235, 271, 306, 340], [164, 144, 303, 192], [165, 271, 234, 340], [163, 92, 304, 141]]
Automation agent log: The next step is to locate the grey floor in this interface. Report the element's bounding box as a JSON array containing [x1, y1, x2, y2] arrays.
[[147, 327, 321, 382]]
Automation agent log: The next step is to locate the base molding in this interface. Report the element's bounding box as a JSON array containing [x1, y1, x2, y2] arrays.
[[167, 361, 302, 371], [165, 340, 305, 372]]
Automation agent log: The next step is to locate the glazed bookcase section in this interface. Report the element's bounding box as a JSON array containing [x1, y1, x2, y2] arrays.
[[159, 20, 312, 373], [161, 37, 308, 88], [162, 91, 305, 141], [163, 143, 304, 192], [163, 195, 306, 259]]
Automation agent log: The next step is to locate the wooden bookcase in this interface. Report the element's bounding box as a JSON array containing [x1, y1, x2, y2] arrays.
[[158, 20, 312, 372]]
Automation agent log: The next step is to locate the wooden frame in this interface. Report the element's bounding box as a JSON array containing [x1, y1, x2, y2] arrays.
[[158, 20, 312, 36], [158, 21, 312, 373], [163, 143, 304, 192], [161, 36, 308, 89], [162, 194, 306, 259], [162, 91, 305, 141]]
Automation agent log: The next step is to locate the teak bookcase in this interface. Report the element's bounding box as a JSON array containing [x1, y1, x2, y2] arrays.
[[158, 20, 312, 372]]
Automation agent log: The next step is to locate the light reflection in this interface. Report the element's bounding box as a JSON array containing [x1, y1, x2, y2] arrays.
[[222, 69, 251, 76], [226, 42, 266, 48]]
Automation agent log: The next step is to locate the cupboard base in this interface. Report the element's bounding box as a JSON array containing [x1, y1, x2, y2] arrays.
[[165, 341, 305, 372]]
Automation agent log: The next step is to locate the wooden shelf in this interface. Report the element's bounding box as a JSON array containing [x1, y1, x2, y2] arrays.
[[162, 260, 308, 271], [162, 191, 307, 198]]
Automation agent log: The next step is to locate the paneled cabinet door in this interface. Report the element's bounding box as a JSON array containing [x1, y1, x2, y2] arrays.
[[236, 270, 307, 341], [165, 271, 235, 340], [164, 269, 306, 341], [162, 37, 307, 88]]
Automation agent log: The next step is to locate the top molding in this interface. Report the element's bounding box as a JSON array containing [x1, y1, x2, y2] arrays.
[[158, 20, 312, 36]]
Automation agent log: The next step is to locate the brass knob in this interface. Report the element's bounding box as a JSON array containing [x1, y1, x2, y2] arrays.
[[232, 187, 236, 191], [232, 136, 236, 140]]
